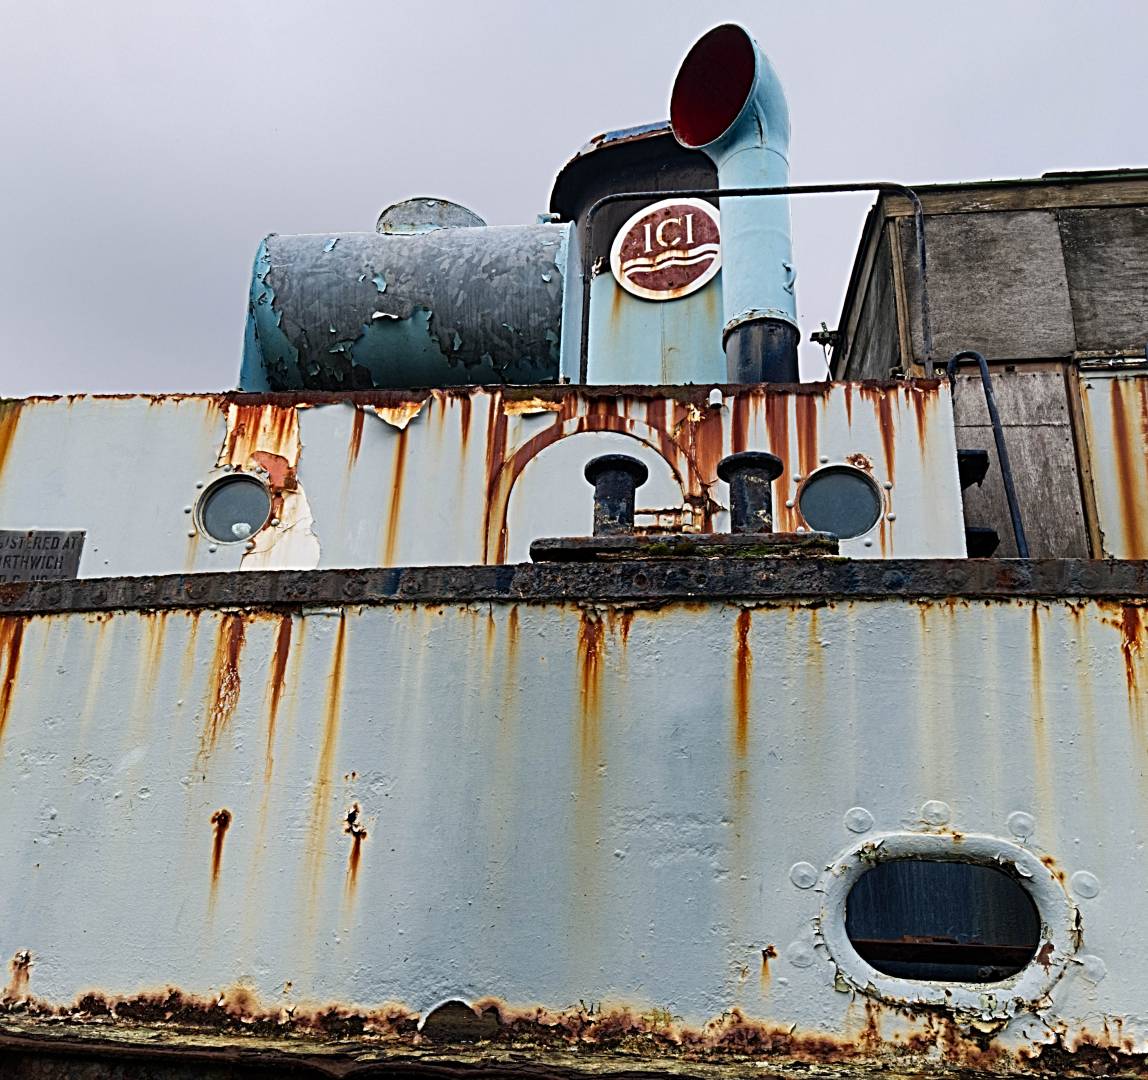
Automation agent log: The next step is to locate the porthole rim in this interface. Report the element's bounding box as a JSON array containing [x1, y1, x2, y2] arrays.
[[195, 472, 273, 545], [796, 463, 884, 539], [817, 831, 1078, 1013]]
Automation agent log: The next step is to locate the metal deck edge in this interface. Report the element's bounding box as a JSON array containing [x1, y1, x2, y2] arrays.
[[1, 559, 1147, 615]]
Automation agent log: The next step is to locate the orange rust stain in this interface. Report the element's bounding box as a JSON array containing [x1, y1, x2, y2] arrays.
[[694, 407, 725, 483], [1029, 607, 1051, 804], [382, 427, 409, 566], [846, 452, 873, 472], [1110, 379, 1146, 558], [643, 398, 680, 469], [730, 394, 750, 455], [264, 615, 293, 784], [577, 613, 605, 768], [482, 395, 510, 563], [618, 610, 634, 648], [307, 617, 349, 907], [733, 609, 752, 758], [459, 394, 472, 452], [210, 808, 232, 887], [135, 611, 168, 707], [760, 944, 777, 991], [763, 393, 792, 529], [3, 951, 31, 1002], [251, 450, 295, 491], [347, 408, 365, 467], [0, 617, 26, 742], [1118, 606, 1145, 731], [200, 614, 246, 759], [222, 403, 299, 467], [794, 394, 819, 479], [843, 384, 854, 427], [344, 803, 367, 894], [0, 401, 22, 482], [860, 386, 896, 480], [908, 387, 928, 461]]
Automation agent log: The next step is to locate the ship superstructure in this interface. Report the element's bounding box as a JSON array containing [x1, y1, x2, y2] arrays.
[[1, 23, 1148, 1079]]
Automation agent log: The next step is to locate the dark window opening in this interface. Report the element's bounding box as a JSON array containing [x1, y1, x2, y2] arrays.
[[845, 860, 1041, 982], [798, 466, 882, 539], [198, 475, 272, 544]]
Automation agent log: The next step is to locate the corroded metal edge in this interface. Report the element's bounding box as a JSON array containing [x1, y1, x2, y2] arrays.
[[0, 559, 1147, 615]]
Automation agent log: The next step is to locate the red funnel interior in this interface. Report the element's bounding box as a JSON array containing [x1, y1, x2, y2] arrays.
[[670, 25, 756, 148]]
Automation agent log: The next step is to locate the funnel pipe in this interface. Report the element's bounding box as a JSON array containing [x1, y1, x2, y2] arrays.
[[670, 24, 798, 382]]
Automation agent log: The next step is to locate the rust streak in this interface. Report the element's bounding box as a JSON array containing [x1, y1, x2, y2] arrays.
[[733, 609, 752, 758], [210, 808, 232, 888], [760, 944, 777, 991], [1111, 379, 1146, 558], [264, 615, 293, 784], [730, 394, 750, 455], [459, 394, 472, 452], [908, 386, 928, 461], [199, 614, 246, 759], [763, 392, 792, 530], [347, 407, 365, 467], [861, 386, 897, 481], [576, 613, 605, 769], [843, 384, 854, 427], [307, 617, 349, 908], [482, 394, 510, 563], [382, 427, 409, 566], [0, 401, 23, 483], [344, 803, 367, 895], [2, 951, 31, 1003], [1119, 605, 1145, 737], [0, 617, 25, 742], [794, 394, 819, 479]]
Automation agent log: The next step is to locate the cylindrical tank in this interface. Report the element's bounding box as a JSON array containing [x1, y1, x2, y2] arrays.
[[670, 24, 799, 383], [241, 218, 569, 391]]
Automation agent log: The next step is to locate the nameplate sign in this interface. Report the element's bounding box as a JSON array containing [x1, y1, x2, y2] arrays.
[[0, 530, 85, 583]]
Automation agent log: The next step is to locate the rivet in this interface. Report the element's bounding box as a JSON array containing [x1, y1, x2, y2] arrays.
[[886, 512, 897, 521], [883, 481, 893, 490], [1007, 811, 1035, 839], [784, 499, 794, 509], [270, 518, 280, 527], [792, 474, 802, 484], [1079, 954, 1107, 982], [921, 800, 951, 825], [795, 525, 806, 534], [863, 539, 873, 547], [187, 530, 196, 539], [1071, 870, 1100, 899], [819, 455, 829, 464], [789, 861, 818, 889], [195, 481, 204, 489], [208, 544, 218, 554], [183, 506, 192, 514], [844, 807, 874, 833], [786, 941, 816, 968]]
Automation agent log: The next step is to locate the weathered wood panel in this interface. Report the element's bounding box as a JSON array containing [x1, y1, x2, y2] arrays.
[[952, 369, 1089, 558], [883, 176, 1148, 218], [1059, 206, 1148, 352], [899, 211, 1076, 365], [842, 226, 901, 379]]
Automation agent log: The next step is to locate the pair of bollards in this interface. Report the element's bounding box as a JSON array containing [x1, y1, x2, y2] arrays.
[[584, 451, 784, 536]]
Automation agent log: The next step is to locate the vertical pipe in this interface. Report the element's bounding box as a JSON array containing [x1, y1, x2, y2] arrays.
[[717, 451, 784, 533]]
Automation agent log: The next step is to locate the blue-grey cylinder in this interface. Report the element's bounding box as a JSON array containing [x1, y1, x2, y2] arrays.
[[241, 225, 568, 391]]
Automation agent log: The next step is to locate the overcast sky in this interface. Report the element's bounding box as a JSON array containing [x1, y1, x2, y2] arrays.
[[2, 0, 1146, 396]]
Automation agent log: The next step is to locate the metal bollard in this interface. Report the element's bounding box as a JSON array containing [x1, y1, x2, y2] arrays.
[[717, 451, 784, 533], [583, 455, 649, 536]]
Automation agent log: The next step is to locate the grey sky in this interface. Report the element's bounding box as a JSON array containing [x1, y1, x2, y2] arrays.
[[2, 0, 1146, 396]]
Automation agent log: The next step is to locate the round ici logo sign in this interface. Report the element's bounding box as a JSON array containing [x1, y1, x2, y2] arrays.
[[609, 198, 721, 301]]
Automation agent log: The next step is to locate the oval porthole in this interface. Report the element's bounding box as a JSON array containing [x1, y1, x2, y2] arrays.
[[197, 475, 272, 544], [798, 465, 882, 539], [845, 860, 1041, 983]]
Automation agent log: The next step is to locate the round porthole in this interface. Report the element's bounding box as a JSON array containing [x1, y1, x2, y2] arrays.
[[798, 465, 882, 539], [197, 475, 271, 543]]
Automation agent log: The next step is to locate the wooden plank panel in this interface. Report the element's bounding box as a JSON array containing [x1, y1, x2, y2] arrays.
[[883, 177, 1148, 217], [843, 227, 901, 379], [1059, 207, 1148, 352], [953, 370, 1089, 558], [899, 211, 1075, 363]]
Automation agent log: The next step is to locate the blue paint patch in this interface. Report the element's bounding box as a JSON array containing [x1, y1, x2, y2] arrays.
[[240, 238, 301, 390]]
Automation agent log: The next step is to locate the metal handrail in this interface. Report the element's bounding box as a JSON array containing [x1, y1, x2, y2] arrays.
[[578, 181, 934, 383], [946, 350, 1029, 558]]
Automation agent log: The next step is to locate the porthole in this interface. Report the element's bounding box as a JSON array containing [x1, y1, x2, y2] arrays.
[[797, 465, 882, 539], [197, 475, 271, 543], [845, 860, 1041, 982]]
